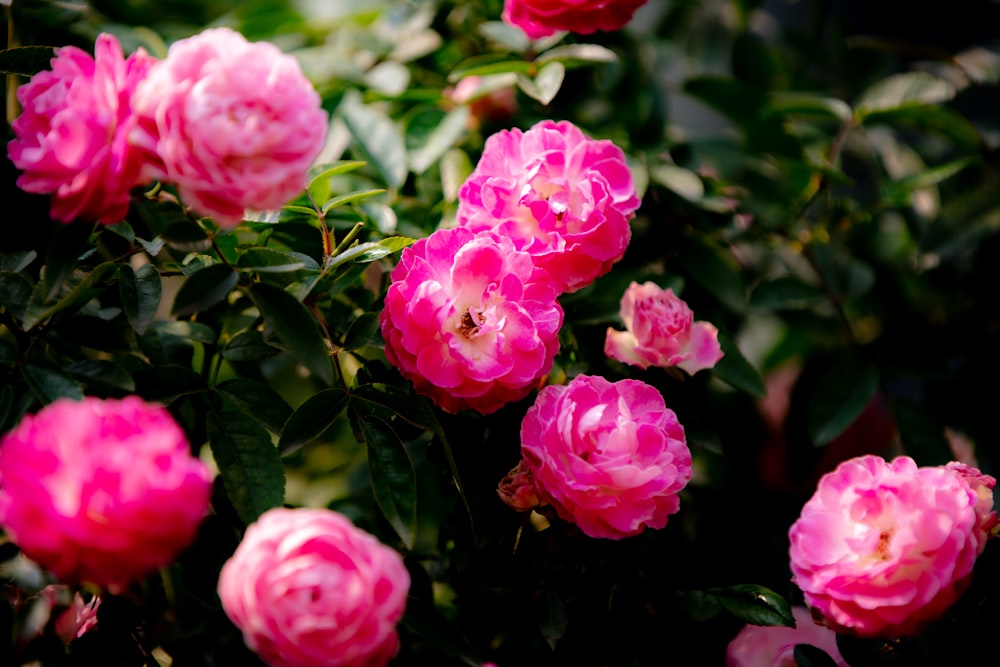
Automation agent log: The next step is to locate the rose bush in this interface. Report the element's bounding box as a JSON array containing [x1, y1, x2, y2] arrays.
[[517, 374, 692, 539], [456, 119, 639, 294], [7, 33, 156, 223], [130, 27, 328, 227], [0, 397, 212, 591], [788, 455, 996, 637], [217, 507, 410, 667], [380, 226, 563, 414], [726, 606, 846, 667], [502, 0, 650, 39], [604, 281, 724, 374]]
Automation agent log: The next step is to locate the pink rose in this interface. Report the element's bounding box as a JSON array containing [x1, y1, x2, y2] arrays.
[[131, 27, 328, 227], [789, 455, 996, 637], [380, 226, 563, 414], [497, 459, 542, 512], [457, 120, 639, 294], [7, 33, 156, 223], [54, 592, 101, 643], [218, 507, 410, 667], [726, 606, 847, 667], [604, 282, 724, 374], [503, 0, 649, 39], [0, 397, 212, 591], [520, 374, 691, 539]]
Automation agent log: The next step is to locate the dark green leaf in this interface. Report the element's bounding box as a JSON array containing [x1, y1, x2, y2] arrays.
[[449, 54, 532, 82], [119, 263, 162, 335], [890, 399, 952, 466], [171, 264, 238, 317], [40, 223, 93, 303], [750, 276, 826, 310], [151, 320, 216, 345], [712, 333, 766, 397], [0, 46, 57, 77], [23, 262, 117, 331], [132, 364, 205, 404], [855, 72, 955, 119], [794, 644, 839, 667], [0, 271, 33, 321], [21, 362, 85, 403], [250, 283, 334, 386], [807, 358, 879, 446], [215, 378, 293, 435], [162, 220, 212, 253], [358, 414, 417, 549], [278, 388, 350, 455], [223, 329, 282, 362], [342, 312, 381, 351], [537, 588, 569, 651], [339, 91, 408, 190], [675, 236, 746, 313], [765, 93, 852, 122], [676, 590, 723, 622], [400, 598, 482, 667], [66, 360, 136, 392], [321, 189, 388, 215], [308, 160, 368, 199], [712, 584, 794, 627], [237, 248, 318, 273], [207, 410, 285, 525], [104, 222, 135, 243]]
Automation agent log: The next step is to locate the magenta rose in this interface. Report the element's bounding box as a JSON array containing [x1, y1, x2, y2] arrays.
[[130, 27, 328, 227], [218, 508, 410, 667], [520, 374, 692, 539], [605, 282, 724, 374], [789, 455, 996, 637], [457, 120, 639, 294], [0, 397, 212, 591], [380, 226, 563, 414], [726, 606, 847, 667], [503, 0, 649, 39], [7, 33, 156, 223]]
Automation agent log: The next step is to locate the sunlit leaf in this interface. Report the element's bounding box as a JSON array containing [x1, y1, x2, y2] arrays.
[[321, 189, 388, 215], [516, 61, 565, 105], [535, 43, 617, 68], [339, 91, 408, 190], [409, 107, 471, 175], [650, 164, 704, 202], [855, 72, 955, 119]]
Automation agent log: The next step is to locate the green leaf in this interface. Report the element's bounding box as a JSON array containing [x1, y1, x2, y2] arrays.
[[765, 93, 852, 122], [237, 248, 319, 273], [171, 264, 238, 317], [441, 148, 474, 203], [409, 107, 471, 175], [66, 359, 136, 392], [712, 584, 794, 627], [807, 358, 879, 446], [321, 189, 388, 215], [1, 250, 37, 273], [23, 262, 117, 331], [516, 61, 565, 105], [855, 72, 956, 119], [132, 364, 205, 404], [794, 644, 840, 667], [537, 588, 569, 651], [712, 333, 766, 397], [250, 283, 333, 386], [308, 160, 368, 200], [890, 399, 952, 466], [22, 362, 85, 403], [675, 236, 746, 313], [119, 263, 162, 335], [339, 91, 408, 190], [0, 271, 33, 321], [750, 276, 826, 310], [954, 44, 1000, 84], [162, 220, 212, 253], [476, 21, 531, 53], [151, 320, 217, 345], [650, 164, 705, 202], [450, 54, 532, 82], [400, 598, 482, 667], [358, 414, 417, 550], [215, 378, 293, 435], [535, 43, 618, 68], [40, 223, 92, 302], [104, 222, 135, 244], [342, 312, 381, 351], [223, 329, 282, 362], [884, 156, 981, 200], [377, 236, 417, 254], [278, 388, 350, 455], [207, 410, 285, 525], [325, 241, 394, 272], [0, 46, 56, 77]]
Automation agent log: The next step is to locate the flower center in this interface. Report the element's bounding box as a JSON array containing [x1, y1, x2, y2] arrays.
[[458, 309, 484, 338]]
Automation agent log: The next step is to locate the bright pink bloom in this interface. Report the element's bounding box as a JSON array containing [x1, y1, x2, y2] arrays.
[[726, 607, 847, 667], [605, 282, 723, 374], [789, 455, 996, 637], [0, 397, 212, 590], [7, 33, 156, 223], [380, 226, 563, 414], [218, 507, 410, 667], [503, 0, 649, 39], [457, 120, 639, 294], [131, 27, 328, 227], [497, 460, 542, 512], [520, 374, 691, 539]]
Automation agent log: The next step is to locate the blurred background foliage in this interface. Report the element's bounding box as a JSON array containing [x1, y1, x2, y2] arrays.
[[2, 0, 1000, 665]]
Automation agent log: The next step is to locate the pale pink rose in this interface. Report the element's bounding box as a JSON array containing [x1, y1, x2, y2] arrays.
[[380, 226, 563, 414], [131, 27, 328, 227], [789, 455, 995, 637], [726, 607, 847, 667], [520, 374, 691, 539], [218, 507, 410, 667], [0, 397, 212, 591], [7, 33, 156, 223], [503, 0, 649, 39], [54, 592, 101, 643], [945, 462, 999, 550], [604, 282, 724, 374], [457, 120, 639, 294], [497, 460, 542, 512]]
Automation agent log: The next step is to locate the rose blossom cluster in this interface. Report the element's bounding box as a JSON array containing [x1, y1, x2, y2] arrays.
[[503, 0, 650, 39], [0, 396, 213, 591], [789, 454, 997, 638], [8, 28, 327, 226], [218, 508, 411, 667]]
